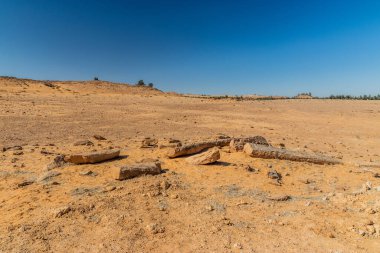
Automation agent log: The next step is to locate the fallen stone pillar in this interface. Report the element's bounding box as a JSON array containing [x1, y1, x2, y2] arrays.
[[243, 143, 341, 165], [167, 139, 231, 158], [65, 149, 120, 164]]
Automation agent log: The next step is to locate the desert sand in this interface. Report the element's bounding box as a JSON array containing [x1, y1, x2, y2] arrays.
[[1, 77, 380, 252]]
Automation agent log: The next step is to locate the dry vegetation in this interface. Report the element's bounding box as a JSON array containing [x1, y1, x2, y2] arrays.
[[1, 77, 380, 252]]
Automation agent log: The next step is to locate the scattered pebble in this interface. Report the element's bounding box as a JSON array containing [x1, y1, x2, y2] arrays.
[[79, 170, 98, 176], [267, 195, 291, 201], [161, 180, 171, 190], [74, 140, 94, 146], [93, 135, 107, 140], [17, 180, 34, 188], [38, 171, 62, 183], [55, 206, 72, 218], [103, 186, 116, 192], [146, 223, 165, 234]]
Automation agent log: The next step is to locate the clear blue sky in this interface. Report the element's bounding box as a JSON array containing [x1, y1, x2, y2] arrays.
[[1, 0, 380, 96]]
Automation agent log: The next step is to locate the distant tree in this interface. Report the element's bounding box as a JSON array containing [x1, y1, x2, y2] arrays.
[[136, 80, 145, 86], [326, 94, 380, 100], [148, 83, 154, 88], [94, 77, 99, 81], [297, 92, 312, 97], [0, 76, 16, 79]]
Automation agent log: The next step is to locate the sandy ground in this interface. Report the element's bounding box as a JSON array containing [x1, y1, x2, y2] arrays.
[[1, 77, 380, 252]]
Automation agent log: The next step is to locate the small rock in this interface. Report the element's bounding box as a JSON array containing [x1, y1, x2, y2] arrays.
[[169, 194, 178, 199], [17, 180, 34, 188], [55, 206, 72, 218], [41, 150, 54, 155], [2, 145, 22, 152], [74, 140, 94, 146], [168, 138, 181, 144], [233, 243, 243, 249], [267, 170, 282, 180], [215, 133, 230, 140], [103, 186, 116, 192], [267, 195, 291, 201], [13, 151, 23, 155], [245, 165, 257, 172], [79, 170, 98, 176], [300, 178, 313, 184], [141, 137, 158, 148], [46, 155, 67, 170], [71, 187, 100, 196], [146, 223, 165, 234], [38, 171, 62, 183], [205, 205, 214, 211], [366, 208, 376, 214], [367, 226, 376, 235], [45, 181, 60, 187], [93, 135, 107, 140], [362, 181, 372, 191], [161, 180, 171, 190], [158, 201, 168, 211]]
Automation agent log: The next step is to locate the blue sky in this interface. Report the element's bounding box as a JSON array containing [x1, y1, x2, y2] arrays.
[[1, 0, 380, 96]]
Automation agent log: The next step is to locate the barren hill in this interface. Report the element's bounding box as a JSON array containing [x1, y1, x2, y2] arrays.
[[0, 76, 164, 96]]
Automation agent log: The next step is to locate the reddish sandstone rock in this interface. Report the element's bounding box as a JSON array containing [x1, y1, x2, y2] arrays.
[[113, 162, 162, 180], [65, 149, 120, 164], [185, 147, 220, 165]]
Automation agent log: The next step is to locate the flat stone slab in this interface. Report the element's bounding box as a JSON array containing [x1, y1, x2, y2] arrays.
[[113, 162, 162, 180], [65, 149, 120, 164]]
